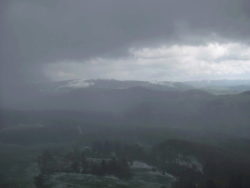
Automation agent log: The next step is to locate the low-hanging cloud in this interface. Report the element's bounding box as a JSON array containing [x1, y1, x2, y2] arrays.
[[45, 42, 250, 82], [1, 0, 250, 100]]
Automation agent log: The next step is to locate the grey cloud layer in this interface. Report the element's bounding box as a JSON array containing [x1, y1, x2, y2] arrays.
[[1, 0, 250, 92]]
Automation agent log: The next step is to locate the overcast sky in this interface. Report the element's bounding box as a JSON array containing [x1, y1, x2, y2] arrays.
[[1, 0, 250, 96]]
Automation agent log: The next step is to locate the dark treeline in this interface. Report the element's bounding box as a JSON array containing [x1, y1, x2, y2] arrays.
[[91, 140, 148, 161], [37, 149, 131, 178], [153, 140, 250, 188], [35, 141, 135, 188], [33, 139, 250, 188]]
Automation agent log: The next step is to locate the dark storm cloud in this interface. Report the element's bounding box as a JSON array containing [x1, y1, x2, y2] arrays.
[[0, 0, 250, 96]]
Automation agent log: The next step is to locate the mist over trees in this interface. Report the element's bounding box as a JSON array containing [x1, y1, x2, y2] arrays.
[[2, 0, 250, 187]]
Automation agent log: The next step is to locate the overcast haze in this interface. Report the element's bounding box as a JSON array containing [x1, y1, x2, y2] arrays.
[[1, 0, 250, 99]]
